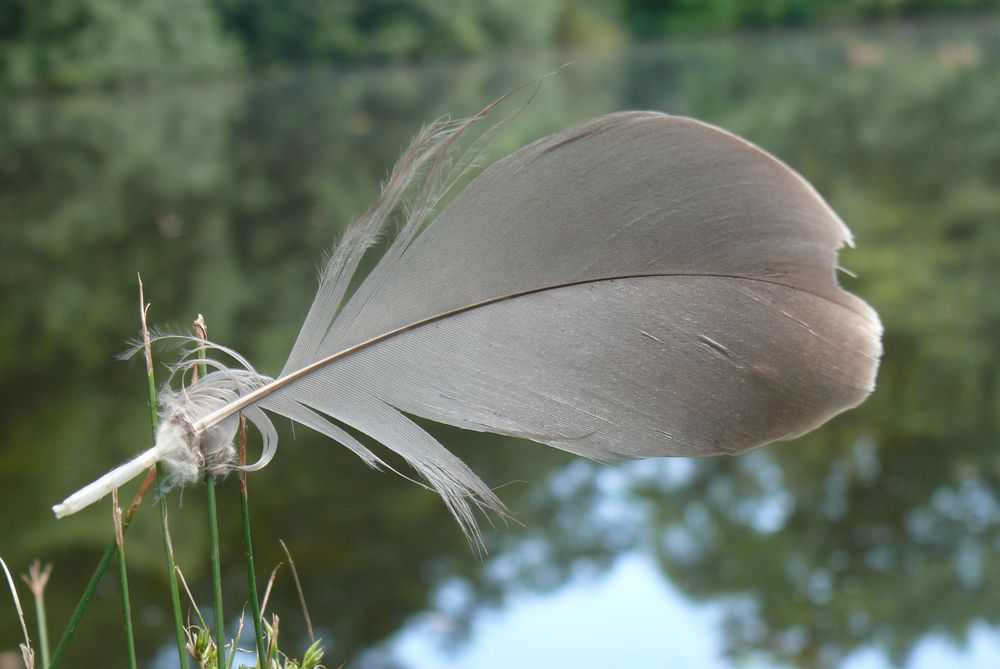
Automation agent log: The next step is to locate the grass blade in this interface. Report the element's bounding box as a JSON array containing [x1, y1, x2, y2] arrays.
[[195, 315, 227, 669], [113, 491, 138, 669], [140, 276, 192, 669], [48, 544, 112, 668], [21, 561, 52, 669], [239, 417, 268, 666], [205, 476, 226, 669], [2, 556, 35, 668], [278, 539, 314, 643], [48, 452, 158, 668]]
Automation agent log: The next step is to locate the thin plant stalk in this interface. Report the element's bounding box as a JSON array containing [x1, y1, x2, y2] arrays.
[[278, 540, 314, 642], [48, 545, 113, 668], [112, 491, 138, 669], [140, 276, 192, 669], [174, 567, 216, 667], [2, 556, 35, 669], [48, 468, 157, 668], [205, 478, 225, 668], [174, 566, 210, 629], [194, 315, 226, 669], [156, 467, 190, 669], [238, 417, 268, 665], [31, 576, 50, 669], [22, 561, 53, 669], [50, 278, 187, 668], [226, 606, 248, 669], [259, 563, 283, 618]]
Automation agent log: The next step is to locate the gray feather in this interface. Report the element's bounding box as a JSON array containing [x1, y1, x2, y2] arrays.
[[54, 107, 883, 542], [257, 111, 881, 540]]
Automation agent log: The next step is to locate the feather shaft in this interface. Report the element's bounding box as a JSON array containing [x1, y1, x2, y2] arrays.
[[54, 107, 882, 544], [193, 271, 863, 434], [53, 445, 162, 518]]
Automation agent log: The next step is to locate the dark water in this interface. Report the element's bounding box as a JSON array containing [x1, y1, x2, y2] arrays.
[[2, 20, 998, 669]]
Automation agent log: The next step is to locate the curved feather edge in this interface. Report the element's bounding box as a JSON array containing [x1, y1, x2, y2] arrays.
[[54, 101, 881, 551]]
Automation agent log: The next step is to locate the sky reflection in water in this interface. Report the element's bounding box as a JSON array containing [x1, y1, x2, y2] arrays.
[[2, 18, 999, 669]]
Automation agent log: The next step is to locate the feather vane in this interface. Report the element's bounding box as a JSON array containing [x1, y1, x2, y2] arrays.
[[54, 104, 882, 546]]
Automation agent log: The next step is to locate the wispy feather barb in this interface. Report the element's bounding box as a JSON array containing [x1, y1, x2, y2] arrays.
[[55, 94, 882, 549]]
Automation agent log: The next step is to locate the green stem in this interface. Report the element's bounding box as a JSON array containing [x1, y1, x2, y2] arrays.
[[48, 489, 152, 668], [205, 477, 226, 669], [193, 315, 226, 668], [114, 514, 138, 669], [156, 466, 190, 669], [31, 580, 50, 668], [49, 543, 116, 668], [141, 284, 191, 669], [239, 465, 267, 666], [46, 279, 187, 669]]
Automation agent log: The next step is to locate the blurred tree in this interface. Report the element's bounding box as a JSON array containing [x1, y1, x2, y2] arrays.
[[0, 0, 239, 89], [621, 0, 1000, 37], [211, 0, 584, 64], [5, 0, 1000, 90], [2, 21, 999, 669], [611, 31, 1000, 668]]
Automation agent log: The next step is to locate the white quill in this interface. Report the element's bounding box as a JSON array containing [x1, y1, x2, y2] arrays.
[[54, 101, 882, 544]]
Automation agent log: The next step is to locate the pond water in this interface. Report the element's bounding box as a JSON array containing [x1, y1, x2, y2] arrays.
[[2, 18, 998, 669]]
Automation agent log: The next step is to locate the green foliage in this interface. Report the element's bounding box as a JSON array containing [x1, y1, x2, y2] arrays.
[[181, 592, 326, 667], [622, 0, 1000, 37], [0, 0, 239, 89], [250, 617, 324, 669], [212, 0, 572, 64], [3, 0, 998, 90], [1, 19, 998, 669], [185, 623, 217, 669]]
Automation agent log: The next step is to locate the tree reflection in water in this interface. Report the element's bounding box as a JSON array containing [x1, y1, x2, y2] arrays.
[[1, 20, 997, 669]]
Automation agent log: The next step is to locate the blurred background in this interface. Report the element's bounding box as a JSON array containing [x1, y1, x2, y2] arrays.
[[2, 1, 999, 668]]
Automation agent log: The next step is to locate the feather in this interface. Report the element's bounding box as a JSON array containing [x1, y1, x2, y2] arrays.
[[53, 105, 882, 546]]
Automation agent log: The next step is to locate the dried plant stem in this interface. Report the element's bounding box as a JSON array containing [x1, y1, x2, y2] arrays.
[[278, 539, 314, 642], [140, 276, 192, 669], [259, 563, 284, 617], [113, 491, 138, 669], [2, 556, 35, 669], [22, 561, 52, 669], [195, 315, 227, 669], [238, 417, 268, 665]]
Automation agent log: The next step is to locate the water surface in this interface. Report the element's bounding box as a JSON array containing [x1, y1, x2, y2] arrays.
[[1, 20, 998, 669]]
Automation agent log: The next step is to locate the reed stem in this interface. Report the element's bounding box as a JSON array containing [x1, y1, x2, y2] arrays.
[[47, 278, 184, 668], [195, 315, 226, 669], [49, 455, 162, 668], [115, 554, 138, 669], [156, 465, 190, 669], [22, 561, 52, 669], [113, 492, 138, 669], [32, 587, 49, 669], [238, 418, 268, 666], [205, 477, 226, 668], [140, 277, 192, 669], [48, 540, 114, 667]]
